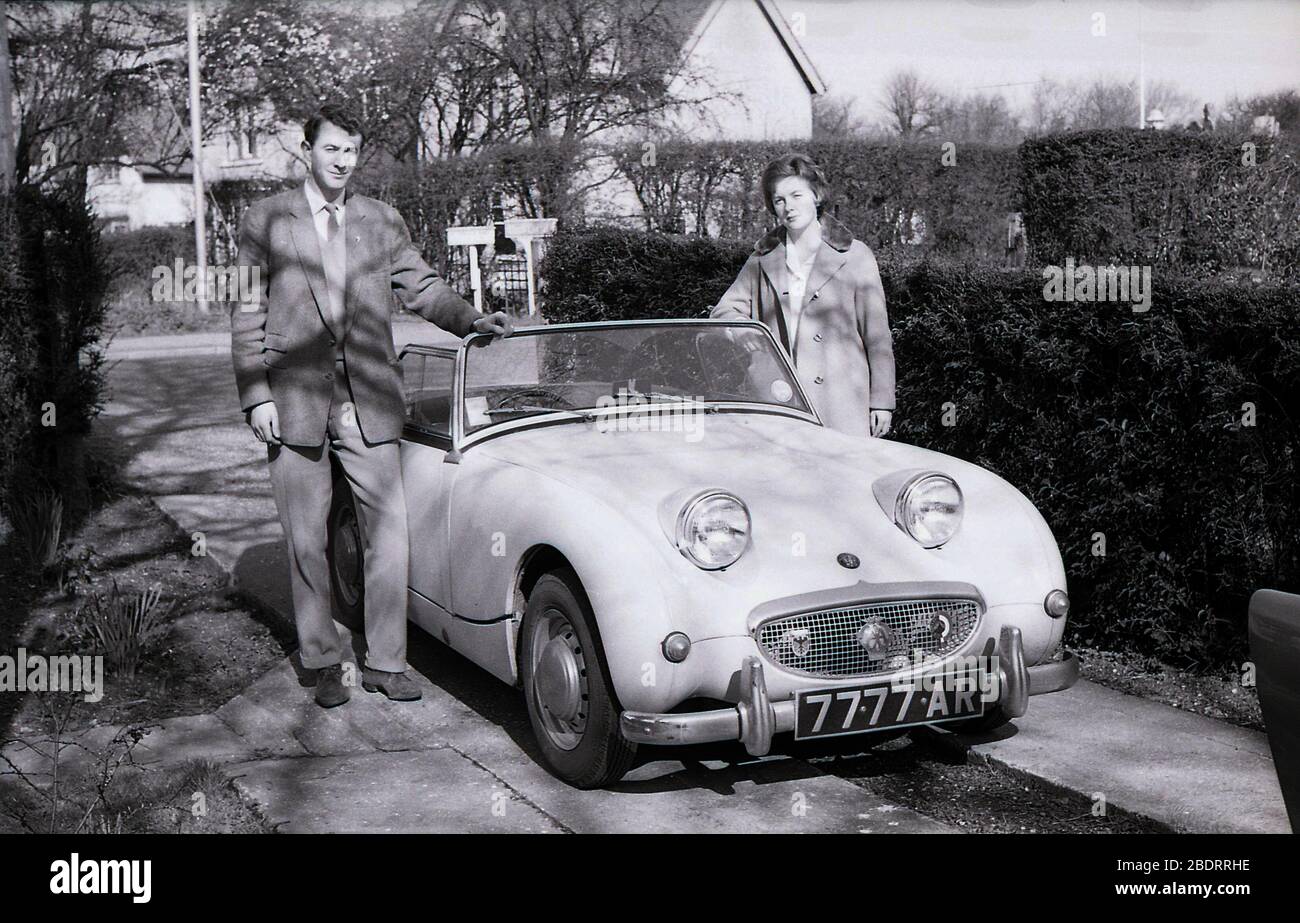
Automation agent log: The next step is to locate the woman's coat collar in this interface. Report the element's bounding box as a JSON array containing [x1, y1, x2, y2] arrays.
[[753, 214, 854, 256]]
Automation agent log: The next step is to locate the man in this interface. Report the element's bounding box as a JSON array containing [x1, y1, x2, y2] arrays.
[[232, 103, 512, 707]]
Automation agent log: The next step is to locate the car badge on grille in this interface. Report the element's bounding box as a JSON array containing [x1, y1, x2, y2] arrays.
[[856, 617, 895, 660], [784, 628, 812, 658], [929, 611, 952, 641], [837, 552, 860, 569]]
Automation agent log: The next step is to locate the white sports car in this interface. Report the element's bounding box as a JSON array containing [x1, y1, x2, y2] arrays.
[[327, 319, 1078, 788]]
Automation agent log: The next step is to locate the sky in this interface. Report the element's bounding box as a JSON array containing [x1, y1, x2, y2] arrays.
[[778, 0, 1300, 125]]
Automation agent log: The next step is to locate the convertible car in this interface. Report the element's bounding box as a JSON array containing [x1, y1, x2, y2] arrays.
[[327, 318, 1078, 788]]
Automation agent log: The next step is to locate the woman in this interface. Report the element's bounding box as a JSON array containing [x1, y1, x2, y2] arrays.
[[712, 153, 895, 438]]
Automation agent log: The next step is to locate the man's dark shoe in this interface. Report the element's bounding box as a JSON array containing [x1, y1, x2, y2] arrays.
[[361, 668, 422, 701], [314, 663, 351, 708]]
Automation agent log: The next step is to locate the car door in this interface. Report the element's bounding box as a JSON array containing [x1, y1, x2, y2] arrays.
[[399, 346, 458, 610]]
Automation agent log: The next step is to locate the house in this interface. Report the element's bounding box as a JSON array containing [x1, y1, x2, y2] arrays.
[[663, 0, 827, 141], [86, 161, 194, 233]]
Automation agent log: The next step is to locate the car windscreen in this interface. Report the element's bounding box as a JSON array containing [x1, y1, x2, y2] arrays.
[[461, 323, 811, 435]]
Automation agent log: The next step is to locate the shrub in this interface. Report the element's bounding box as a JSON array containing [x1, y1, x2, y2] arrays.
[[0, 185, 108, 514], [540, 225, 749, 324], [74, 582, 172, 678], [0, 192, 37, 503], [539, 226, 1300, 668], [101, 224, 214, 335], [5, 488, 63, 572]]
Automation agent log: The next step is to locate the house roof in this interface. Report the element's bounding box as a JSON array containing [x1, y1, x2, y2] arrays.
[[672, 0, 827, 96]]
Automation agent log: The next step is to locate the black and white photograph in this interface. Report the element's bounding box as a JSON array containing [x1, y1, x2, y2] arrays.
[[0, 0, 1297, 895]]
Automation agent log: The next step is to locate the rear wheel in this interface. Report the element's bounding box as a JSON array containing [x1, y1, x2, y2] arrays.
[[520, 568, 637, 788], [327, 473, 365, 632]]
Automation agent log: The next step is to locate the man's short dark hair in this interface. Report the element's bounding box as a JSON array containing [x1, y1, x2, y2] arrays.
[[760, 153, 831, 217], [304, 104, 365, 146]]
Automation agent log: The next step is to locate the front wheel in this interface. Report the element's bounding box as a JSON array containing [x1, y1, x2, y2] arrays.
[[519, 568, 637, 788]]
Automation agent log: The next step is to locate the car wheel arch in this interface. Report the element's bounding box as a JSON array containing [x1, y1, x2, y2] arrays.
[[510, 539, 683, 711]]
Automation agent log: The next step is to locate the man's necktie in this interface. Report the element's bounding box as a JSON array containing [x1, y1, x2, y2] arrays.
[[321, 202, 346, 335]]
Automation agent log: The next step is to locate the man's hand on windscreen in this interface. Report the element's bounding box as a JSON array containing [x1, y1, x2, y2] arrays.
[[472, 311, 514, 337]]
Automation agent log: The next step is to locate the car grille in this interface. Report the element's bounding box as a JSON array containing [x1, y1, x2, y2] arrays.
[[755, 598, 981, 678]]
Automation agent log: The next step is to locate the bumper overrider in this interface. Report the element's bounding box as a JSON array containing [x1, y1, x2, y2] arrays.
[[620, 625, 1079, 757]]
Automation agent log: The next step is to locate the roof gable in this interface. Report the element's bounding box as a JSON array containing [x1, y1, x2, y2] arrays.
[[674, 0, 826, 96]]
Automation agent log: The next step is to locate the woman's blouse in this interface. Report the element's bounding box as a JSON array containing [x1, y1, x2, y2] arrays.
[[782, 242, 819, 361]]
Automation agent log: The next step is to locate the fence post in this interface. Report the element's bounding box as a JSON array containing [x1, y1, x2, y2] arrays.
[[503, 217, 558, 317], [445, 224, 494, 314]]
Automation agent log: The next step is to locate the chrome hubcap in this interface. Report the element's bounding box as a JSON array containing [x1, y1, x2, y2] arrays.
[[332, 505, 363, 607], [529, 606, 588, 751]]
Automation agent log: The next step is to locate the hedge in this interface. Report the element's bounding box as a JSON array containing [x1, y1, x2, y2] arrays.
[[1020, 128, 1300, 280], [540, 226, 1300, 668]]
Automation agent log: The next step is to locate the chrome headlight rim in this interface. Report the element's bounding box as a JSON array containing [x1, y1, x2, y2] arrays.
[[894, 472, 964, 549], [675, 489, 752, 570]]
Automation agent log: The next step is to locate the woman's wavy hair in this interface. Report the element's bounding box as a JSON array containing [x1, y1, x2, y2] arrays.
[[760, 153, 831, 218]]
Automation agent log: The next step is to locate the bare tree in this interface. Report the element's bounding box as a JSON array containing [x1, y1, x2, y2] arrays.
[[942, 91, 1023, 144], [456, 0, 710, 145], [812, 93, 871, 139], [1026, 78, 1077, 135], [6, 2, 188, 187], [1024, 75, 1193, 134], [881, 69, 947, 137], [1075, 77, 1135, 129]]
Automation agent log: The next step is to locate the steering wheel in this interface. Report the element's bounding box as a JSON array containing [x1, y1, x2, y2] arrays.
[[490, 386, 575, 412]]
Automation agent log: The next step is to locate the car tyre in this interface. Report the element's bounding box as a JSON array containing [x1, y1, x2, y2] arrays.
[[520, 568, 637, 788], [327, 472, 365, 633]]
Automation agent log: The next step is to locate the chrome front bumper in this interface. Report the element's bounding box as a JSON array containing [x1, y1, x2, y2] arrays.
[[620, 626, 1079, 757]]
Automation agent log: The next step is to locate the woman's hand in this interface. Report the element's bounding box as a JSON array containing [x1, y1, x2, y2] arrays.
[[870, 409, 892, 438]]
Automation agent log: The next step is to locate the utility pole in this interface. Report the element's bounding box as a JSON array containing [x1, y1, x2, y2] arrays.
[[0, 1, 17, 190], [186, 0, 208, 312], [1137, 5, 1147, 129]]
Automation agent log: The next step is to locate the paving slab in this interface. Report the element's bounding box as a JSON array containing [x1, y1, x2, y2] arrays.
[[133, 714, 254, 766], [213, 696, 311, 760], [443, 727, 953, 834], [921, 679, 1291, 834], [229, 749, 565, 833]]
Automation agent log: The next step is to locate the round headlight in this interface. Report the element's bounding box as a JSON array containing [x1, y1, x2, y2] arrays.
[[896, 474, 963, 548], [676, 491, 751, 570], [1044, 589, 1070, 618]]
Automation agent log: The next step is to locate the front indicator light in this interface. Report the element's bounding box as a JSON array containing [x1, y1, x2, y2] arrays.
[[662, 632, 692, 663]]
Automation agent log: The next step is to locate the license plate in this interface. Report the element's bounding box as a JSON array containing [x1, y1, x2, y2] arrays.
[[794, 675, 985, 740]]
